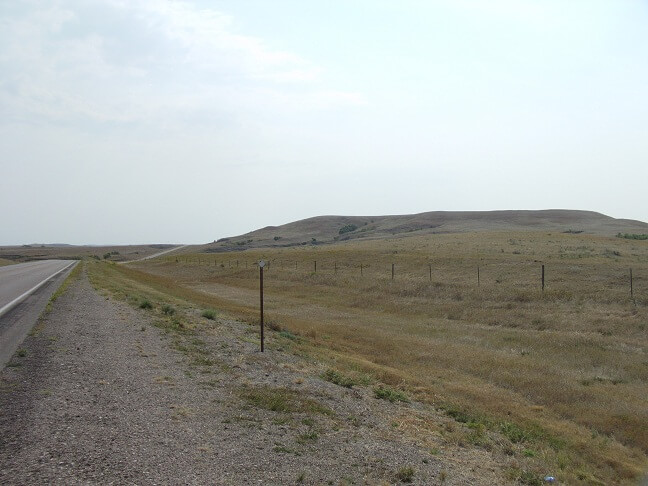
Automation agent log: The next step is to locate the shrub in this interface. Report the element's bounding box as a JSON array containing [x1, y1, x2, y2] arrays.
[[161, 304, 175, 315], [339, 224, 358, 235], [139, 300, 152, 309], [201, 309, 217, 320], [103, 253, 112, 259], [273, 236, 281, 241], [616, 233, 648, 240]]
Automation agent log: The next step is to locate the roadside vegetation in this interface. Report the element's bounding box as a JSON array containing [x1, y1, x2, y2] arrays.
[[43, 261, 83, 314], [87, 231, 648, 484], [617, 233, 648, 240]]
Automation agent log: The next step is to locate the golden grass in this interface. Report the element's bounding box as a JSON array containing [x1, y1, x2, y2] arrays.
[[98, 231, 647, 484], [0, 258, 16, 266]]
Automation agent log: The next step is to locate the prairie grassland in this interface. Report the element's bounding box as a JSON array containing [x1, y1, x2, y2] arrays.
[[125, 231, 647, 483]]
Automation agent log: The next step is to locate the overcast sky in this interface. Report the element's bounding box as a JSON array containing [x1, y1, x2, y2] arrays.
[[1, 0, 647, 245]]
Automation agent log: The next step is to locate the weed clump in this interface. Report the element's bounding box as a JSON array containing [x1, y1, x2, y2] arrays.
[[161, 304, 176, 315], [297, 431, 318, 444], [396, 466, 415, 483], [201, 309, 217, 320], [507, 468, 542, 486]]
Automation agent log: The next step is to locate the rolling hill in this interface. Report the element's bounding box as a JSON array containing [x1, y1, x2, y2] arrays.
[[201, 209, 648, 252]]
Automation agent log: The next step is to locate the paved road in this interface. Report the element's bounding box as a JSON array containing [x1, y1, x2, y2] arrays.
[[0, 260, 77, 368], [0, 260, 75, 313]]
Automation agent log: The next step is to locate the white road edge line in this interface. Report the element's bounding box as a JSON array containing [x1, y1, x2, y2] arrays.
[[0, 261, 78, 318]]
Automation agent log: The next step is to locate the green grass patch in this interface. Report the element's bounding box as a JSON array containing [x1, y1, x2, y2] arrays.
[[322, 368, 356, 388], [279, 330, 297, 340], [273, 445, 301, 455], [374, 385, 409, 403], [499, 421, 544, 444], [240, 386, 333, 416], [192, 355, 214, 367]]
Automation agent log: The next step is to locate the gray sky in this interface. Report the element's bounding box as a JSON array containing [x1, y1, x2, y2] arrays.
[[2, 0, 647, 245]]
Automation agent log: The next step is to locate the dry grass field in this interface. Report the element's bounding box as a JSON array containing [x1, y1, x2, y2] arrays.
[[0, 244, 177, 263], [106, 231, 647, 484]]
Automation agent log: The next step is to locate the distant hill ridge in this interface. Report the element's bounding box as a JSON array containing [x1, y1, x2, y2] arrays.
[[203, 210, 648, 251]]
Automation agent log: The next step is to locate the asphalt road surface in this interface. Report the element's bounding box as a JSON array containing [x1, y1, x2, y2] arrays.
[[0, 260, 76, 368]]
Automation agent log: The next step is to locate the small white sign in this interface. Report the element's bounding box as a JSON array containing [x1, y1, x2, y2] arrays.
[[259, 260, 266, 268]]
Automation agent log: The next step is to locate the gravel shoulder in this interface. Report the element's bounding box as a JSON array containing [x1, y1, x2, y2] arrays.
[[0, 269, 504, 485]]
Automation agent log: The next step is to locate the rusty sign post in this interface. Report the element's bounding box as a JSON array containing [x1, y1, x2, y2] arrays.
[[259, 260, 265, 352]]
